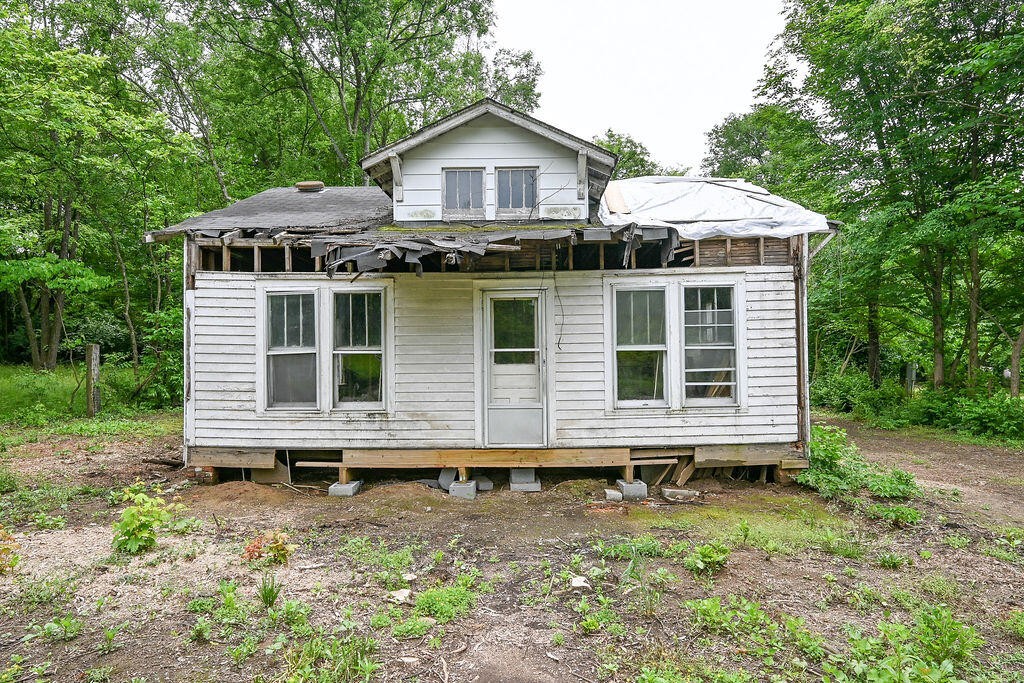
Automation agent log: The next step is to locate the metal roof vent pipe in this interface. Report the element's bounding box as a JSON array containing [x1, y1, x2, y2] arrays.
[[295, 180, 325, 192]]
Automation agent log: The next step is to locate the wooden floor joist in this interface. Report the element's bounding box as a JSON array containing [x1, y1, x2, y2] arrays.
[[339, 447, 630, 469]]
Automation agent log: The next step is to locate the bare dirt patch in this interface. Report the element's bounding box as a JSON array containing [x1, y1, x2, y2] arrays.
[[2, 421, 1023, 681]]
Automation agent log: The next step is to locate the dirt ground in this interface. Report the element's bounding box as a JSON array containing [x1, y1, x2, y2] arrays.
[[1, 414, 1023, 682]]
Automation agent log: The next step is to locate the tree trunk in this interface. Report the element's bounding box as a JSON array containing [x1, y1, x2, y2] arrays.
[[867, 292, 881, 387], [926, 247, 946, 388], [16, 285, 42, 370], [1011, 323, 1024, 398], [967, 240, 980, 388]]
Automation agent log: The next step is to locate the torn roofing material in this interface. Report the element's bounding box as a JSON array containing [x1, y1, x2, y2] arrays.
[[599, 176, 833, 239], [147, 186, 392, 239]]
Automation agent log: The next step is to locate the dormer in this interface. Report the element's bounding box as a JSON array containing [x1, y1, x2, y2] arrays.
[[360, 98, 617, 225]]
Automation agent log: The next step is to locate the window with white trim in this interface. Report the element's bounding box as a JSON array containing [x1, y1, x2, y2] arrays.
[[683, 286, 736, 400], [496, 168, 537, 215], [614, 288, 667, 405], [267, 293, 317, 408], [333, 291, 384, 406], [443, 169, 484, 218]]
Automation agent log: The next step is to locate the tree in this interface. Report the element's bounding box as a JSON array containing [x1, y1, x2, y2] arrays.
[[592, 129, 687, 180]]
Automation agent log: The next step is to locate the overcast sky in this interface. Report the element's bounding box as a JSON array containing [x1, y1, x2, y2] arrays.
[[491, 0, 787, 173]]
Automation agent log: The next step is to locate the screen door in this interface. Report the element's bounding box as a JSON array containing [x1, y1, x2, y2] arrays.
[[484, 292, 546, 446]]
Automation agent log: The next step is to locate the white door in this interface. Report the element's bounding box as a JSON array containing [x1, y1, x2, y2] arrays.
[[484, 291, 546, 446]]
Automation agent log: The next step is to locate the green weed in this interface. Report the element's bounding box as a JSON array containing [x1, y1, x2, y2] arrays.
[[414, 573, 479, 624], [681, 542, 730, 577]]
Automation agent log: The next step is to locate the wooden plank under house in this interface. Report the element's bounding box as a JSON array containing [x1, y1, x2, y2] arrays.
[[151, 97, 836, 498]]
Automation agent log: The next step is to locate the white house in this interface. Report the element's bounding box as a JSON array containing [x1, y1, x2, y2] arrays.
[[147, 98, 835, 497]]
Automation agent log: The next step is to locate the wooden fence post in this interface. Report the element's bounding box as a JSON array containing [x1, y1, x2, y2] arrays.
[[86, 343, 101, 417]]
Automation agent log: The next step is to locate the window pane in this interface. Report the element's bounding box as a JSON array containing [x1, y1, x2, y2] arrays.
[[494, 350, 536, 365], [300, 293, 315, 346], [497, 169, 511, 208], [524, 170, 536, 207], [685, 347, 736, 371], [269, 296, 286, 348], [335, 292, 382, 349], [334, 294, 351, 347], [492, 298, 535, 349], [684, 325, 734, 346], [367, 293, 382, 347], [685, 369, 735, 383], [616, 290, 665, 346], [457, 171, 471, 209], [269, 352, 317, 406], [686, 383, 734, 399], [444, 171, 458, 209], [270, 293, 314, 349], [617, 350, 665, 401], [335, 353, 382, 403], [471, 170, 483, 208], [511, 169, 524, 207]]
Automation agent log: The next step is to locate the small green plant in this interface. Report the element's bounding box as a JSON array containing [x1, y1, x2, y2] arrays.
[[551, 631, 565, 646], [189, 616, 212, 643], [111, 493, 183, 554], [258, 573, 283, 610], [32, 513, 66, 530], [681, 542, 730, 577], [918, 574, 960, 601], [866, 503, 922, 526], [84, 667, 113, 683], [414, 574, 479, 624], [96, 623, 126, 654], [342, 537, 416, 589], [242, 529, 297, 566], [943, 534, 971, 549], [227, 634, 259, 666], [25, 614, 84, 642], [0, 526, 20, 574], [876, 552, 909, 569], [279, 632, 380, 680], [1000, 610, 1024, 640], [391, 616, 434, 639]]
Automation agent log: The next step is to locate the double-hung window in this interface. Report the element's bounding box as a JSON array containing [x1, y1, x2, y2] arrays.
[[333, 292, 384, 407], [683, 287, 736, 400], [443, 169, 484, 219], [267, 293, 317, 408], [614, 289, 668, 406], [496, 168, 537, 216]]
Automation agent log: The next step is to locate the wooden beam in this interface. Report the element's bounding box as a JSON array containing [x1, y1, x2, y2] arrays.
[[693, 239, 700, 267], [190, 447, 276, 468], [758, 236, 765, 265], [389, 153, 404, 202], [253, 245, 262, 273], [221, 244, 231, 271], [284, 245, 293, 272], [577, 149, 588, 200], [340, 448, 630, 469], [726, 238, 732, 266], [674, 458, 696, 486]]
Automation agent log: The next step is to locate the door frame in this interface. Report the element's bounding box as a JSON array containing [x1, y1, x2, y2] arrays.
[[473, 282, 553, 448]]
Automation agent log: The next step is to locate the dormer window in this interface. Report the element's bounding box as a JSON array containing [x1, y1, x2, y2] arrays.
[[443, 168, 484, 220], [496, 168, 538, 217]]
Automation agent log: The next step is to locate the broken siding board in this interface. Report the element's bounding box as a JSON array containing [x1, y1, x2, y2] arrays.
[[693, 444, 799, 467], [189, 447, 276, 468]]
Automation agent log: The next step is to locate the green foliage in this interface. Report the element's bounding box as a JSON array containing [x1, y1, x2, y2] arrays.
[[341, 537, 416, 590], [800, 426, 923, 526], [813, 372, 1024, 441], [0, 526, 20, 574], [25, 614, 84, 642], [414, 574, 479, 625], [111, 492, 183, 554], [592, 130, 686, 179], [242, 529, 297, 567], [279, 632, 380, 682], [391, 616, 434, 639], [258, 574, 283, 610], [1000, 610, 1024, 641], [681, 542, 731, 577]]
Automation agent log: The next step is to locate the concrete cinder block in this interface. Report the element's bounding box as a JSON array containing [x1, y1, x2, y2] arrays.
[[604, 488, 623, 502], [474, 475, 494, 492], [438, 467, 459, 492], [616, 479, 648, 501], [328, 481, 362, 497], [448, 480, 477, 500], [510, 479, 541, 492], [509, 468, 537, 484]]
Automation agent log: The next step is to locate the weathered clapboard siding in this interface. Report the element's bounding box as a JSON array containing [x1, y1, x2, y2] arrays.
[[189, 267, 799, 449], [395, 114, 586, 222]]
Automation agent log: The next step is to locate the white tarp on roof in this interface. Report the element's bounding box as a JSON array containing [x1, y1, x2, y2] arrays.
[[598, 176, 831, 240]]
